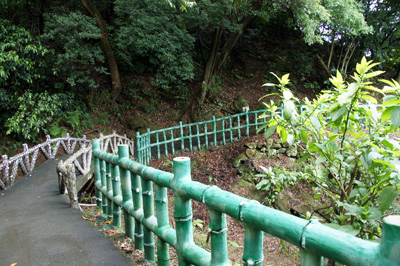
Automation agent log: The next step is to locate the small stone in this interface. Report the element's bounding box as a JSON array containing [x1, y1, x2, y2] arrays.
[[282, 141, 289, 148], [233, 153, 248, 168], [254, 151, 267, 159], [245, 143, 257, 149], [271, 143, 282, 149], [278, 148, 286, 154], [245, 149, 257, 160], [274, 138, 282, 144], [267, 149, 277, 157], [266, 138, 274, 148], [286, 145, 298, 157]]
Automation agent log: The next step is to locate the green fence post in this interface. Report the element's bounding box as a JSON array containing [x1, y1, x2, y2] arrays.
[[245, 110, 249, 136], [118, 145, 134, 239], [209, 209, 229, 265], [92, 140, 103, 210], [173, 157, 194, 265], [381, 215, 400, 264], [196, 125, 201, 151], [213, 116, 217, 146], [132, 172, 144, 250], [156, 132, 161, 159], [171, 129, 175, 156], [100, 159, 108, 214], [147, 128, 151, 164], [243, 225, 264, 266], [111, 162, 122, 228], [255, 113, 259, 131], [163, 130, 168, 157], [204, 123, 208, 149], [142, 176, 155, 263], [229, 117, 233, 143], [155, 184, 170, 266], [189, 126, 193, 152], [136, 132, 142, 164], [106, 161, 113, 218], [300, 249, 324, 266], [180, 121, 184, 152], [222, 118, 226, 145], [237, 116, 241, 139]]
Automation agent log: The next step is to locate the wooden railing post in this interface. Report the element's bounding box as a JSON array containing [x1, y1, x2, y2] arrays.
[[65, 163, 79, 209]]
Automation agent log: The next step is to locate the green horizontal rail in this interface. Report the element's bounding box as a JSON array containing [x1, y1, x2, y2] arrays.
[[92, 139, 400, 266]]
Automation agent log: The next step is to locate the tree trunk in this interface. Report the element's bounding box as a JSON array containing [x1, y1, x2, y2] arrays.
[[200, 28, 223, 104], [80, 0, 121, 99], [316, 54, 331, 79], [327, 31, 335, 73], [199, 4, 259, 105]]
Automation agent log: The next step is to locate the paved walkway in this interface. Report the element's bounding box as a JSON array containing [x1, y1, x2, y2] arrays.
[[0, 156, 132, 266]]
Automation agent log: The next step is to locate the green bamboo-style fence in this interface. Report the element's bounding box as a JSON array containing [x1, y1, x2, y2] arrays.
[[135, 108, 280, 165], [91, 104, 393, 265], [134, 103, 360, 165], [93, 140, 400, 266]]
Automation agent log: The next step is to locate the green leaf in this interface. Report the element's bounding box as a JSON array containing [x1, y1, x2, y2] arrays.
[[264, 125, 277, 139], [256, 179, 270, 190], [360, 94, 377, 104], [300, 130, 308, 143], [281, 128, 288, 143], [365, 71, 384, 79], [324, 224, 359, 236], [390, 106, 400, 129], [316, 156, 326, 164], [379, 186, 399, 213], [373, 159, 396, 169], [310, 115, 321, 132], [283, 89, 293, 100], [281, 73, 290, 85], [382, 98, 400, 107], [298, 153, 311, 164], [262, 83, 276, 87], [256, 123, 268, 133], [382, 107, 395, 122], [330, 105, 347, 122]]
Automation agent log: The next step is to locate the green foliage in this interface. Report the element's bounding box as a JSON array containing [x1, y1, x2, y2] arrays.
[[47, 110, 91, 138], [5, 91, 63, 140], [254, 165, 310, 205], [260, 57, 400, 239], [361, 0, 400, 69], [41, 11, 107, 91], [114, 0, 195, 94], [0, 19, 49, 90]]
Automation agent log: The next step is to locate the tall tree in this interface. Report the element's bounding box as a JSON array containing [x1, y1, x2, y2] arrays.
[[360, 0, 400, 80], [80, 0, 122, 99], [191, 0, 371, 105]]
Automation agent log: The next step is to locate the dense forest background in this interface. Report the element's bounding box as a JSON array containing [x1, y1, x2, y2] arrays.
[[1, 0, 399, 148]]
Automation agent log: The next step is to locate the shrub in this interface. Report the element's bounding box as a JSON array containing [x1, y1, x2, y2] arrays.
[[41, 11, 107, 92], [260, 58, 400, 239], [114, 0, 195, 95]]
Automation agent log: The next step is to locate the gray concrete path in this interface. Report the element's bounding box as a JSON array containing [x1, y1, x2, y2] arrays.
[[0, 156, 132, 266]]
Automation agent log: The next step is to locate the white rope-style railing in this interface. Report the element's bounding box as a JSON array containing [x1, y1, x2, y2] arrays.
[[56, 131, 135, 208], [0, 134, 91, 190], [99, 130, 134, 156]]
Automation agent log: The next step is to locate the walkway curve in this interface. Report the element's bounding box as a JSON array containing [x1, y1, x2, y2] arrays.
[[0, 156, 132, 266]]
